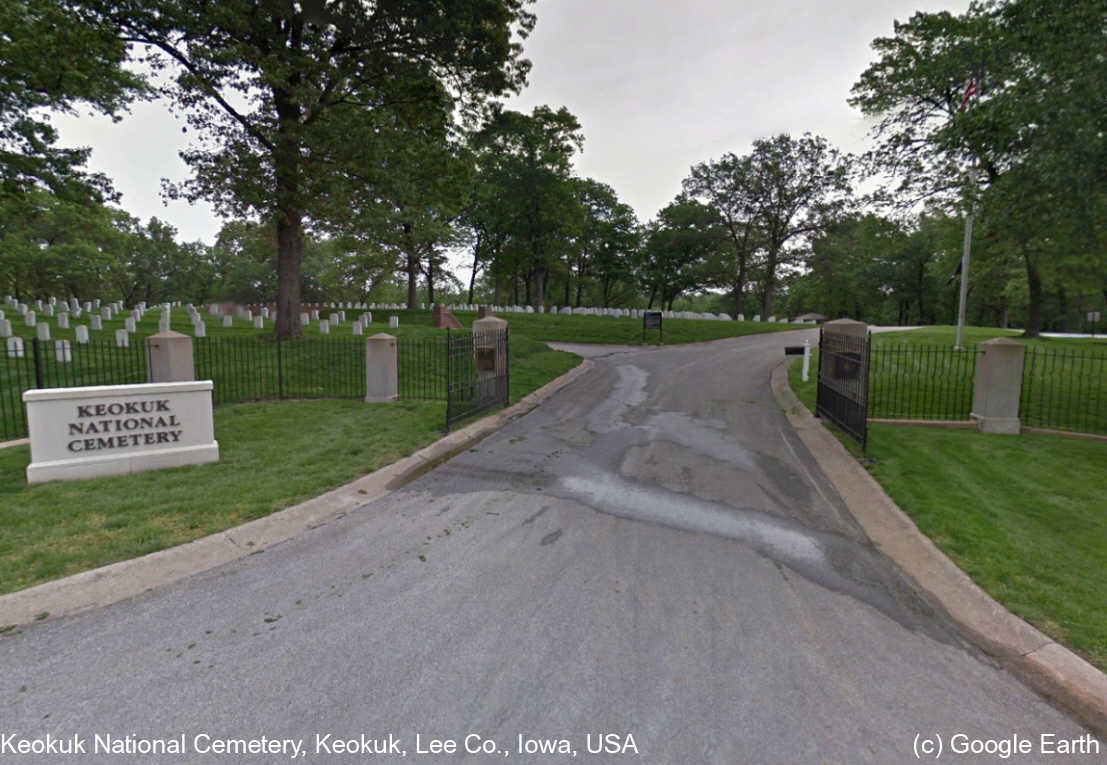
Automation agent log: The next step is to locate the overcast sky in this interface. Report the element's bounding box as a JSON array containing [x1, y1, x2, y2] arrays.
[[52, 0, 971, 246]]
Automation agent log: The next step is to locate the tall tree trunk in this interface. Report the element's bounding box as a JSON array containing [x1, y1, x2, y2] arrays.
[[467, 236, 483, 305], [1023, 247, 1042, 338], [404, 224, 418, 309], [273, 87, 303, 339], [562, 273, 570, 306], [761, 249, 779, 318], [733, 258, 747, 318], [534, 264, 546, 312], [576, 274, 585, 307], [275, 210, 303, 339], [647, 285, 657, 309], [426, 253, 435, 306]]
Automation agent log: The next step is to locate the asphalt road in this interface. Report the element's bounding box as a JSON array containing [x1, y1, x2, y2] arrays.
[[1, 330, 1095, 764]]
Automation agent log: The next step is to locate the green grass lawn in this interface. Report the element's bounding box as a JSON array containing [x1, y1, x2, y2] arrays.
[[0, 399, 444, 597], [788, 357, 1107, 671]]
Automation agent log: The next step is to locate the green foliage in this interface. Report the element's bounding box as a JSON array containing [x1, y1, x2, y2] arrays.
[[640, 199, 725, 310], [0, 0, 143, 201], [87, 0, 535, 336], [851, 0, 1107, 336], [470, 105, 584, 308]]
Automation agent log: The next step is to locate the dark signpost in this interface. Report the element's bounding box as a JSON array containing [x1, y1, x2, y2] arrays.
[[642, 311, 663, 344]]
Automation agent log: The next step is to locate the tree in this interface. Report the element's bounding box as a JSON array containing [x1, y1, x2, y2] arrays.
[[682, 152, 761, 318], [640, 200, 723, 310], [0, 0, 142, 202], [471, 105, 583, 310], [850, 0, 1107, 336], [95, 0, 534, 336], [565, 178, 638, 307], [746, 133, 853, 318]]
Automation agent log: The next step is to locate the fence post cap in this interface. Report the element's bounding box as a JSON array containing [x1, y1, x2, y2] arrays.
[[823, 318, 868, 337], [146, 330, 190, 341]]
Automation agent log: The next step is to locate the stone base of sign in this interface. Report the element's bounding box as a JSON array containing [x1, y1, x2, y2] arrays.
[[23, 381, 219, 484]]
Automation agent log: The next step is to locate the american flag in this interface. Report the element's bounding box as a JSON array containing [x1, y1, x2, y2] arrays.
[[960, 79, 978, 111]]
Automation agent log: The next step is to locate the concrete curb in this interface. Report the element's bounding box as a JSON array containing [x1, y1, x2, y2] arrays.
[[0, 437, 29, 450], [770, 359, 1107, 737], [0, 358, 594, 630]]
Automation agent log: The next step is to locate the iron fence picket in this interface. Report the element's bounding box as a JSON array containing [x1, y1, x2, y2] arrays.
[[1020, 347, 1107, 435]]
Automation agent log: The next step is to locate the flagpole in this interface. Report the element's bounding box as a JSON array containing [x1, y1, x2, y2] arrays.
[[954, 78, 978, 352], [954, 173, 974, 351]]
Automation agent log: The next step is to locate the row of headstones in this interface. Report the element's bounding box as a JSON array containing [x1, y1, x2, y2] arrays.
[[0, 297, 196, 339]]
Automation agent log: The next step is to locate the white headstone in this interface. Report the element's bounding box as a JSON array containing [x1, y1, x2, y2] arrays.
[[253, 316, 264, 329], [115, 329, 129, 347], [753, 315, 761, 322], [300, 312, 309, 326], [124, 317, 136, 333], [44, 304, 55, 317], [261, 307, 269, 319], [363, 312, 372, 324], [0, 319, 10, 338], [75, 325, 90, 344], [25, 311, 36, 327], [737, 313, 745, 321], [194, 321, 206, 338], [91, 315, 103, 331], [310, 310, 320, 320], [389, 316, 399, 329], [54, 339, 72, 362], [36, 322, 50, 341], [57, 312, 70, 329], [159, 316, 171, 333], [352, 321, 363, 335], [319, 319, 330, 334], [6, 336, 23, 357], [329, 313, 339, 325], [222, 315, 233, 328], [338, 311, 346, 323], [244, 309, 252, 322]]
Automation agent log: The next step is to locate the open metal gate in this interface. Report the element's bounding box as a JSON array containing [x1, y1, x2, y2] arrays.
[[815, 326, 871, 451], [445, 327, 509, 431]]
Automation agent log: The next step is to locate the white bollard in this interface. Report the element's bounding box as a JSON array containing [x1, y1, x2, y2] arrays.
[[802, 339, 811, 382]]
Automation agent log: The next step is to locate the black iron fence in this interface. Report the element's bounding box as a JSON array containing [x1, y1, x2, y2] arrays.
[[868, 344, 979, 420], [194, 336, 369, 404], [0, 333, 465, 440], [1, 338, 148, 440], [1021, 347, 1107, 435]]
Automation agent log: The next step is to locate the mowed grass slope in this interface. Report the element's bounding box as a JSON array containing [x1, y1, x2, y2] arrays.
[[0, 400, 444, 597], [787, 356, 1107, 671]]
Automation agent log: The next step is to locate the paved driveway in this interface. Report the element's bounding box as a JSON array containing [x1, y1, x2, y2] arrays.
[[1, 330, 1093, 763]]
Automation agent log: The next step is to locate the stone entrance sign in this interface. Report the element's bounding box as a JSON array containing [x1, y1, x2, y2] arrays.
[[22, 381, 219, 484]]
